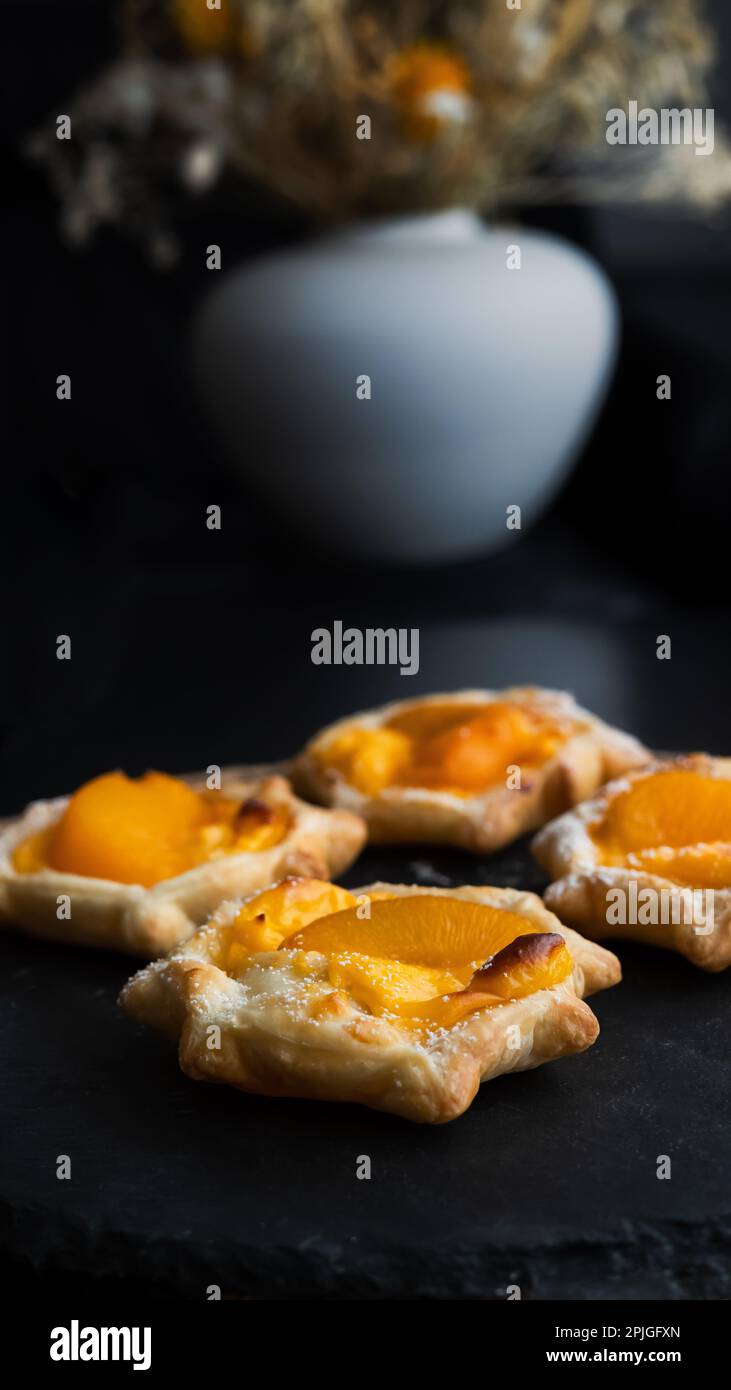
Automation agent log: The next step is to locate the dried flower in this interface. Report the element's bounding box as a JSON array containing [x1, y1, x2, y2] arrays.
[[390, 44, 473, 143], [171, 0, 234, 55], [29, 0, 731, 259], [181, 138, 223, 191]]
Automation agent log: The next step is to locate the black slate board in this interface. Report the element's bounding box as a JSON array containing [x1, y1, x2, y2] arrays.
[[1, 836, 729, 1300]]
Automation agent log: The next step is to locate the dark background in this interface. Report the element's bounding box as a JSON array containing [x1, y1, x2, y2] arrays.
[[2, 1, 731, 1305], [4, 1, 731, 807], [4, 0, 731, 813]]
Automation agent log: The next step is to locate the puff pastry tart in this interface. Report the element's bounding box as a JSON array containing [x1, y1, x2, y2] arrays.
[[0, 771, 365, 957], [533, 755, 731, 971], [293, 688, 649, 852], [120, 877, 620, 1123]]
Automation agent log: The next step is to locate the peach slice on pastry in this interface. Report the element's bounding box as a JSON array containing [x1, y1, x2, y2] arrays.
[[0, 772, 365, 957], [533, 755, 731, 971], [292, 687, 649, 852], [120, 878, 619, 1123]]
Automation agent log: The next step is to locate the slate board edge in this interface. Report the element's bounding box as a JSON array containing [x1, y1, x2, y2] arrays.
[[3, 1199, 730, 1300]]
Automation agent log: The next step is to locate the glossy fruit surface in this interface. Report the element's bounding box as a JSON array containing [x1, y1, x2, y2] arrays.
[[281, 893, 536, 970], [14, 772, 290, 886]]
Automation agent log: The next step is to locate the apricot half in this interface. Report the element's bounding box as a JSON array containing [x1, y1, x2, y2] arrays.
[[13, 771, 291, 887], [591, 768, 731, 888], [280, 894, 544, 973], [43, 772, 205, 886], [318, 727, 411, 797], [628, 843, 731, 889], [316, 701, 572, 797], [406, 705, 560, 793], [326, 954, 463, 1016], [219, 878, 356, 974], [468, 932, 572, 999], [596, 769, 731, 853], [394, 932, 572, 1027]]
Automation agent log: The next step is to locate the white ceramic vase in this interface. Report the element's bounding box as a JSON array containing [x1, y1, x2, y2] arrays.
[[192, 209, 618, 564]]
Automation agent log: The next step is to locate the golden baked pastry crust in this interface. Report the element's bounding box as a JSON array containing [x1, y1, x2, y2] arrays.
[[292, 687, 650, 852], [120, 882, 617, 1124], [0, 773, 366, 958], [533, 755, 731, 972]]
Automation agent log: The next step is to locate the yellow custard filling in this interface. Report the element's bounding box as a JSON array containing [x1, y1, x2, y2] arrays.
[[590, 768, 731, 889], [12, 771, 290, 887], [315, 700, 575, 797], [212, 878, 573, 1031]]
